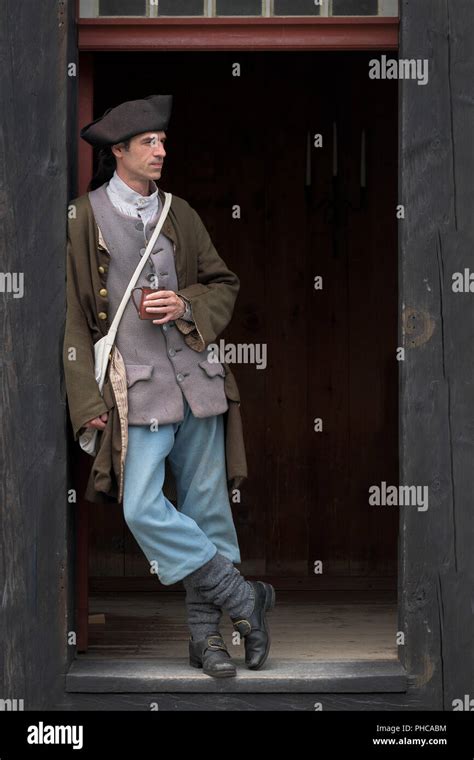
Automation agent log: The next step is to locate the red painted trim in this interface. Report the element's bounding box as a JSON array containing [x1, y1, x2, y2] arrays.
[[78, 17, 399, 52], [78, 53, 94, 196], [75, 463, 89, 653], [76, 51, 94, 652]]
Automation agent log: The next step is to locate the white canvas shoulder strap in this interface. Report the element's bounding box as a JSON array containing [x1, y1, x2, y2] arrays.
[[107, 191, 172, 342]]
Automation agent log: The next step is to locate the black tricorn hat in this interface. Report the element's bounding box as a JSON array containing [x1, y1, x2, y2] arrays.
[[80, 94, 173, 147]]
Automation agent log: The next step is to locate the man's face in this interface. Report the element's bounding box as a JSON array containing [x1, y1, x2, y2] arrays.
[[111, 130, 167, 182]]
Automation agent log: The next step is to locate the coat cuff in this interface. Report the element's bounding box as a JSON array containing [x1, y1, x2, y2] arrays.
[[72, 400, 110, 441], [174, 289, 206, 351], [177, 294, 194, 322]]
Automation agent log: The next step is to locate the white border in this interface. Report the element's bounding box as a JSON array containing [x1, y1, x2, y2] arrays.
[[378, 0, 399, 16], [79, 0, 99, 17], [79, 0, 399, 19]]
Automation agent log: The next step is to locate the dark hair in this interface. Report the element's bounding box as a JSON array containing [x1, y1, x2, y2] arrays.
[[88, 140, 130, 191]]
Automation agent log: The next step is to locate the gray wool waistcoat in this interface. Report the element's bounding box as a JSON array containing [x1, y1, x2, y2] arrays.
[[88, 184, 229, 426]]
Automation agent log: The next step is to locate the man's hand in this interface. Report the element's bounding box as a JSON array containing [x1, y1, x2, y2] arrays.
[[85, 413, 108, 430], [143, 289, 186, 325]]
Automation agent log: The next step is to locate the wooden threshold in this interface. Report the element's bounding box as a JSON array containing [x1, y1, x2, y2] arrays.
[[66, 657, 406, 693]]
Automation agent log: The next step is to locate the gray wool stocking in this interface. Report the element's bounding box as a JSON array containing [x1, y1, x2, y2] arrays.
[[182, 550, 255, 621], [182, 580, 223, 641]]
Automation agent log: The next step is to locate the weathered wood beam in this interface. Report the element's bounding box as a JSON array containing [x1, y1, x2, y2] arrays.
[[0, 0, 75, 709], [399, 0, 474, 709]]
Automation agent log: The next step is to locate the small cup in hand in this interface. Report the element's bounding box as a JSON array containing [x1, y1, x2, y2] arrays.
[[131, 287, 162, 320]]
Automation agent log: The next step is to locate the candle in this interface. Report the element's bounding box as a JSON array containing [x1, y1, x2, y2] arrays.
[[306, 131, 311, 186], [361, 129, 366, 188]]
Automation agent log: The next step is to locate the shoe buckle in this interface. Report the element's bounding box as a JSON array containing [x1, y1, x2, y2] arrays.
[[207, 635, 227, 651], [232, 618, 252, 636]]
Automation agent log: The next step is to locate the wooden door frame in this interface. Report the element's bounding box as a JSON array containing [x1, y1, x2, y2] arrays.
[[75, 16, 399, 656], [75, 18, 400, 653]]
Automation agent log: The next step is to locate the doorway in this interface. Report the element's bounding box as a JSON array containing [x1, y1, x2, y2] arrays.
[[74, 51, 400, 676]]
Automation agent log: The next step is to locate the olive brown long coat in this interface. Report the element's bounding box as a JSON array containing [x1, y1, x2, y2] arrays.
[[62, 186, 248, 505]]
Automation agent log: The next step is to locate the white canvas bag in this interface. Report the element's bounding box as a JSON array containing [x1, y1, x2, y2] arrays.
[[78, 191, 173, 455]]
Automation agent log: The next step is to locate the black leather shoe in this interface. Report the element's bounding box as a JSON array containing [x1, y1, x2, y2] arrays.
[[230, 581, 276, 670], [189, 633, 237, 678]]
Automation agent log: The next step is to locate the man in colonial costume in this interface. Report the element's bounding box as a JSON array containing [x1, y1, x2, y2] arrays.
[[63, 94, 275, 677]]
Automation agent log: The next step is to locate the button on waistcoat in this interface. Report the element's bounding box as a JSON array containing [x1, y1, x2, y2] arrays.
[[88, 184, 228, 426]]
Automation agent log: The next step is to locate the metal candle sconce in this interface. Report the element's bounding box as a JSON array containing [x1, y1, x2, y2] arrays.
[[306, 122, 368, 258]]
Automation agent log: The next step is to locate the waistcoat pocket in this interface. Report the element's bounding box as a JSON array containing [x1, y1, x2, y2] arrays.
[[198, 359, 225, 378], [125, 364, 154, 388]]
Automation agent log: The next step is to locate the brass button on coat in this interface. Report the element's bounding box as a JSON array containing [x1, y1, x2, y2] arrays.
[[98, 265, 105, 274], [99, 288, 108, 297], [98, 311, 107, 320]]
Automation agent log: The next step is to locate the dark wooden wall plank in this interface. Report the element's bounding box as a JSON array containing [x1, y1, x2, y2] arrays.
[[263, 54, 311, 576], [307, 52, 399, 581], [399, 0, 474, 709], [0, 0, 73, 708], [209, 55, 268, 574], [343, 54, 399, 576]]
